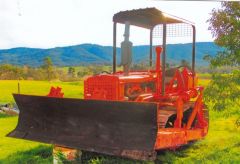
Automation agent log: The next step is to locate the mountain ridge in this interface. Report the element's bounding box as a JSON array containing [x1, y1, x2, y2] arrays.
[[0, 42, 222, 67]]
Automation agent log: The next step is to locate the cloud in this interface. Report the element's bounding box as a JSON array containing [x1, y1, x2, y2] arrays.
[[0, 0, 221, 49]]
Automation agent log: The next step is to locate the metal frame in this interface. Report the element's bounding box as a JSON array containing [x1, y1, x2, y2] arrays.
[[149, 29, 153, 67], [161, 23, 167, 95], [192, 25, 196, 74], [113, 22, 117, 73]]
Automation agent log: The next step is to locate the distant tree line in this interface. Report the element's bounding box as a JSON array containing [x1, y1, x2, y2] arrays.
[[0, 56, 236, 81], [0, 57, 111, 81]]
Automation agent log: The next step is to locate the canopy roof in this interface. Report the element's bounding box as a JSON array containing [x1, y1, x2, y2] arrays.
[[113, 8, 194, 29]]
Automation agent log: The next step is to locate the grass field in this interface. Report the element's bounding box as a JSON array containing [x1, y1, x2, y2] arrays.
[[0, 79, 239, 163], [0, 80, 84, 104]]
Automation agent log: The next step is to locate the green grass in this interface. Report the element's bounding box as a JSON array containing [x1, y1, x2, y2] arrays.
[[1, 113, 239, 163], [0, 80, 83, 104], [0, 115, 51, 162], [198, 79, 210, 87], [0, 79, 239, 163], [197, 73, 212, 79]]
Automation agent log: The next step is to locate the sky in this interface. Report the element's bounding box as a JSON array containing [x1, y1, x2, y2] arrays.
[[0, 0, 221, 49]]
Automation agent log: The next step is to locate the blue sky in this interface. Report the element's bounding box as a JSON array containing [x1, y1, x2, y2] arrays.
[[0, 0, 221, 49]]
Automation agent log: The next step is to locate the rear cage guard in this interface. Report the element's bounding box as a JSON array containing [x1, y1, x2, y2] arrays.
[[112, 8, 196, 95]]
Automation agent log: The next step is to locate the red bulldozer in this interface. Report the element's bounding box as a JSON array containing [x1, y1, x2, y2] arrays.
[[8, 8, 208, 160]]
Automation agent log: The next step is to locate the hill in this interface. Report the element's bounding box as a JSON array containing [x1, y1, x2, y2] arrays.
[[0, 42, 222, 67]]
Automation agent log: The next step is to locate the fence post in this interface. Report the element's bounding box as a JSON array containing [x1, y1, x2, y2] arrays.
[[18, 82, 20, 94]]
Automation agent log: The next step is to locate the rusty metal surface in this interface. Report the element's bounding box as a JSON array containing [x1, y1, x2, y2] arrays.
[[8, 94, 158, 159]]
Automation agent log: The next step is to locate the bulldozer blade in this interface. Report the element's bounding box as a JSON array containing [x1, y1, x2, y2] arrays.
[[8, 94, 158, 160]]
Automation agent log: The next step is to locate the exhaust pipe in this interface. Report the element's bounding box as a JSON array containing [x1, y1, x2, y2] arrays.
[[121, 22, 132, 76]]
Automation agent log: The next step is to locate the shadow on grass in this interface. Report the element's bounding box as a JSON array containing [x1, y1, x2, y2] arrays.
[[0, 144, 197, 164], [155, 141, 199, 163], [80, 144, 198, 164], [1, 145, 52, 164], [80, 151, 149, 164], [0, 113, 15, 118], [2, 141, 230, 164], [0, 145, 147, 164]]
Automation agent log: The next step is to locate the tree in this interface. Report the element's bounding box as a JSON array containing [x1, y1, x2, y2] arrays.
[[42, 57, 55, 81], [68, 67, 76, 77], [0, 64, 24, 80], [180, 59, 190, 68], [205, 2, 240, 117], [77, 70, 88, 78], [207, 2, 240, 67]]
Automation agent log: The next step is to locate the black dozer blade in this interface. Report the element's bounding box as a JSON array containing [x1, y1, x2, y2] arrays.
[[8, 94, 158, 160]]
